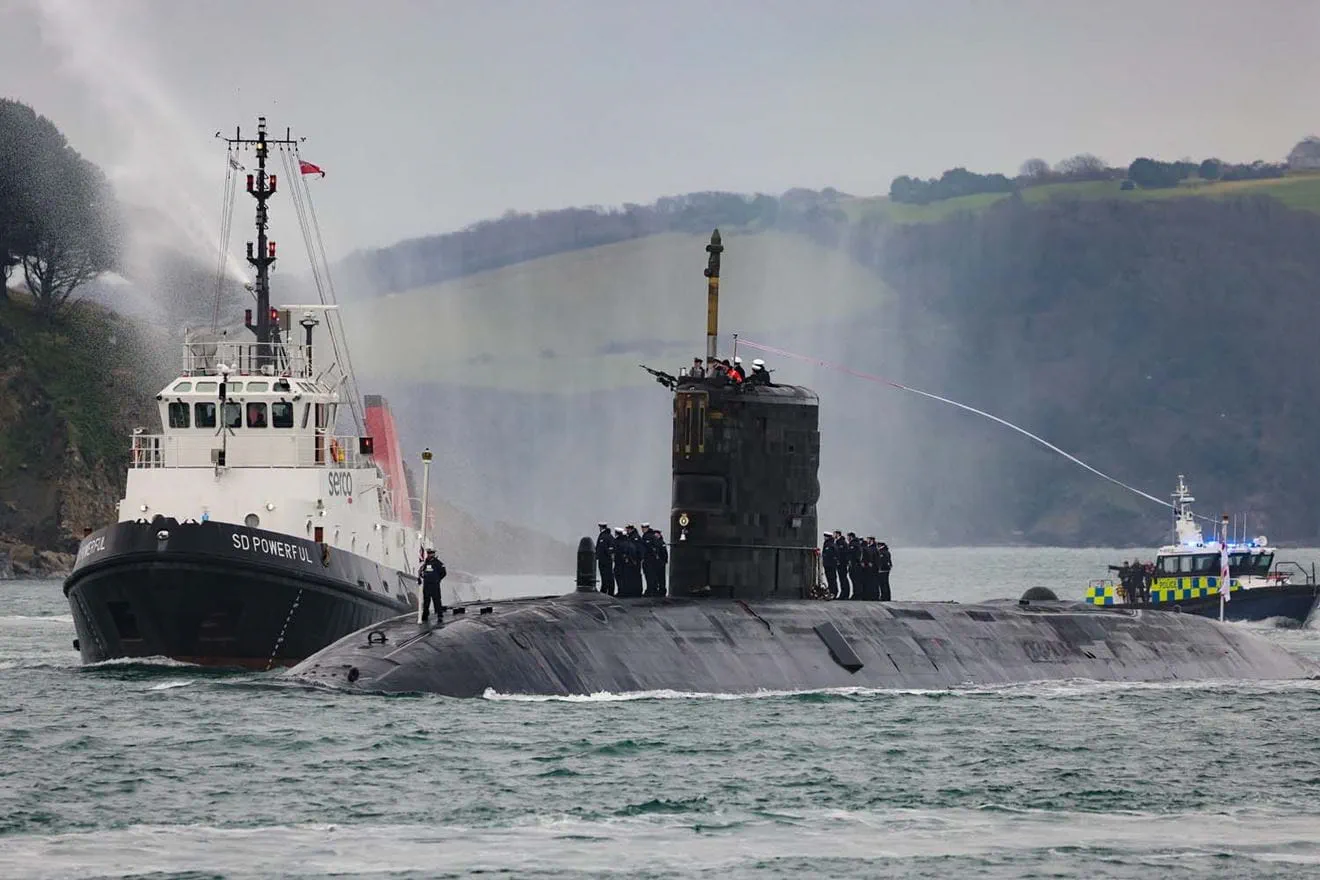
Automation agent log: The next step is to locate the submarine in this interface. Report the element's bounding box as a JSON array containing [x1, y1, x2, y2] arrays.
[[286, 231, 1318, 696]]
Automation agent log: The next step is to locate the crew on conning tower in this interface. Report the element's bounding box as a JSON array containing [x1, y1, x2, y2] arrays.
[[641, 230, 821, 600]]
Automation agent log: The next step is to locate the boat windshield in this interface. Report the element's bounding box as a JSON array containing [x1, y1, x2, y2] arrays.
[[1156, 553, 1218, 575], [1230, 552, 1274, 577], [1157, 551, 1274, 577]]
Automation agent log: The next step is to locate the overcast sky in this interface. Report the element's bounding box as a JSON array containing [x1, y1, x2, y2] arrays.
[[5, 0, 1320, 260]]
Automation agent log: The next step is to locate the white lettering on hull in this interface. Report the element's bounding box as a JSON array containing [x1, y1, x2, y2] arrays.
[[231, 532, 314, 564], [78, 536, 107, 559]]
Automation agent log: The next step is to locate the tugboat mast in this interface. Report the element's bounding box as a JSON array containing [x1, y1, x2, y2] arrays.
[[221, 117, 301, 366]]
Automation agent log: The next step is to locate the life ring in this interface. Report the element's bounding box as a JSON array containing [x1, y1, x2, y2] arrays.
[[329, 438, 343, 463]]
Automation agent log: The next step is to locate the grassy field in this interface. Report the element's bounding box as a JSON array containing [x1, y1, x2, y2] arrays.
[[840, 171, 1320, 225], [344, 231, 889, 393]]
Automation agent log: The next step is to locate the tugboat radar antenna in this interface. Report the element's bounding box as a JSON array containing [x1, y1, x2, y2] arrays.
[[704, 229, 723, 363], [221, 117, 301, 367]]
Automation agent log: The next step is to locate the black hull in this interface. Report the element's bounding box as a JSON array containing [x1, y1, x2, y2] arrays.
[[65, 519, 415, 668], [289, 592, 1320, 697], [1145, 583, 1319, 625]]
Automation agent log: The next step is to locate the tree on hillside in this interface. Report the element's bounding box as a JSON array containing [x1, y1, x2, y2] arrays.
[[1019, 158, 1050, 180], [1054, 153, 1110, 180], [1287, 136, 1320, 171], [1127, 157, 1183, 189], [0, 99, 119, 318], [1199, 158, 1222, 181]]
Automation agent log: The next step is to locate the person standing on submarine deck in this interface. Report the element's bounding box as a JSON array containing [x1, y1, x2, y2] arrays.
[[418, 547, 447, 622], [595, 522, 615, 596]]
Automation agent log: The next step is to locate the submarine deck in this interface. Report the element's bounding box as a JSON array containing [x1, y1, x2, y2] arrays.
[[287, 592, 1319, 697]]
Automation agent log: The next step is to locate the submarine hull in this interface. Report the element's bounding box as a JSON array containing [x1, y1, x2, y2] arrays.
[[287, 593, 1319, 696]]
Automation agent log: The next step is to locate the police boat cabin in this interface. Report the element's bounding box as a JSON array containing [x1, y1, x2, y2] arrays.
[[1085, 475, 1317, 624]]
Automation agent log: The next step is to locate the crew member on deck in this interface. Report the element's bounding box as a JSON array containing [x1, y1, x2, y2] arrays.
[[619, 525, 644, 597], [877, 541, 893, 602], [641, 522, 658, 596], [596, 522, 615, 595], [747, 359, 771, 386], [643, 525, 669, 596], [860, 537, 880, 601], [836, 530, 854, 599], [418, 546, 447, 622], [730, 356, 747, 382], [690, 358, 706, 379], [612, 528, 628, 594], [822, 532, 839, 598]]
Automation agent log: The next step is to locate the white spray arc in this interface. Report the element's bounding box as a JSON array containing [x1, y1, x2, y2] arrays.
[[737, 337, 1209, 521]]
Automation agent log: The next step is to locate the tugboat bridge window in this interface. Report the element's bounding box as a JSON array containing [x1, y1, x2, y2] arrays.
[[248, 381, 269, 392], [173, 381, 192, 392], [228, 381, 244, 393], [195, 402, 217, 428], [223, 402, 242, 429], [271, 402, 294, 428], [168, 402, 190, 428], [196, 381, 218, 393], [246, 403, 267, 428]]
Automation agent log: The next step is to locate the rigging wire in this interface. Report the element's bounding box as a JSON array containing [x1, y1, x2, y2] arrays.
[[277, 147, 366, 434], [210, 149, 241, 331], [737, 337, 1214, 521]]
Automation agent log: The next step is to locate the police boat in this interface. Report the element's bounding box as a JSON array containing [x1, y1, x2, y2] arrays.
[[285, 231, 1318, 697], [1084, 475, 1320, 624], [64, 118, 476, 669]]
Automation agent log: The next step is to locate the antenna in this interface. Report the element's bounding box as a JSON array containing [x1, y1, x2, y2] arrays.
[[704, 229, 723, 363], [220, 117, 301, 368]]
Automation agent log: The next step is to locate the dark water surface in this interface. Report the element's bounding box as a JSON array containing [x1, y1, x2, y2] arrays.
[[4, 550, 1320, 879]]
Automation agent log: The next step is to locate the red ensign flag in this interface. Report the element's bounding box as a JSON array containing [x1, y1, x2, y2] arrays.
[[298, 160, 326, 178]]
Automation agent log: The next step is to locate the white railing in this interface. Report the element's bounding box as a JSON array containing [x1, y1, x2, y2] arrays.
[[183, 340, 314, 379], [129, 432, 371, 469]]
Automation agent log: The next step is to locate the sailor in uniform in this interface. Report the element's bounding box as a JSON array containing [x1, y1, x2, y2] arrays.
[[595, 522, 615, 595], [641, 522, 658, 596], [822, 532, 839, 597], [417, 546, 447, 622]]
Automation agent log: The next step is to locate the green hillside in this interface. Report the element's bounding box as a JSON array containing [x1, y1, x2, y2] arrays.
[[841, 171, 1320, 224], [345, 231, 887, 393]]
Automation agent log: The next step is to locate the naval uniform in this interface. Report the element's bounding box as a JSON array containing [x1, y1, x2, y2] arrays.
[[877, 545, 892, 602], [418, 554, 447, 621], [595, 528, 615, 595], [822, 537, 839, 597]]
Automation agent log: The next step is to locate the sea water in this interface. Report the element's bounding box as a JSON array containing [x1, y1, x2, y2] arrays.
[[3, 547, 1319, 879]]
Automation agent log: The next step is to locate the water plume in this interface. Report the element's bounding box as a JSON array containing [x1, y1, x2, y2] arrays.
[[25, 0, 251, 331]]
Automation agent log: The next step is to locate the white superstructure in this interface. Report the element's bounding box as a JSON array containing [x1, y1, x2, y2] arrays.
[[121, 309, 424, 573]]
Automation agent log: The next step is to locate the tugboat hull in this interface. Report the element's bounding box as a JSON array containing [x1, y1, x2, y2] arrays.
[[288, 593, 1320, 697], [65, 519, 416, 669]]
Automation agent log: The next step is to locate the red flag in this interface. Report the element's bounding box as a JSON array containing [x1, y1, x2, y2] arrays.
[[298, 159, 326, 178]]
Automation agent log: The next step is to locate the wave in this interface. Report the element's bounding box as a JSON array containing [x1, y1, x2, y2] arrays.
[[0, 809, 1315, 878], [0, 614, 74, 624], [482, 676, 1320, 703]]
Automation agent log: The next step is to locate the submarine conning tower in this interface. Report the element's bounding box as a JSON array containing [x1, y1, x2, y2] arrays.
[[664, 230, 821, 599]]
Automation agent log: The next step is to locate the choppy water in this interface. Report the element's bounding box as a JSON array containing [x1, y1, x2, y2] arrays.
[[4, 548, 1320, 879]]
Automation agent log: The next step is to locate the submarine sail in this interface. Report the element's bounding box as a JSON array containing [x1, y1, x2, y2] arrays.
[[286, 230, 1318, 696]]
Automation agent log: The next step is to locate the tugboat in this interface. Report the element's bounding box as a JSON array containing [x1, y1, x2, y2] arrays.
[[286, 232, 1318, 697], [1084, 475, 1319, 624], [64, 118, 456, 668]]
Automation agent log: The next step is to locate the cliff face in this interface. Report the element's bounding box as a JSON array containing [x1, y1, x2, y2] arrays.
[[0, 294, 162, 576]]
